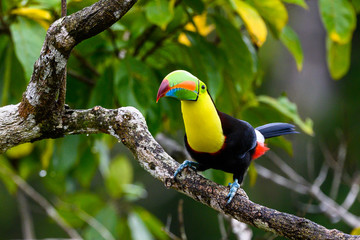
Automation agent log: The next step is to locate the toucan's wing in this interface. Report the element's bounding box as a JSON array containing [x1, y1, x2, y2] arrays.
[[217, 111, 257, 156]]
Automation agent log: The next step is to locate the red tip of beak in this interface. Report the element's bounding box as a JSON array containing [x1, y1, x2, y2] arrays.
[[156, 79, 170, 103]]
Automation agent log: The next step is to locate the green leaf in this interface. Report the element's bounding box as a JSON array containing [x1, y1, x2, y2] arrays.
[[0, 156, 17, 194], [185, 32, 224, 100], [9, 16, 46, 80], [248, 162, 258, 187], [282, 0, 308, 8], [351, 226, 360, 235], [114, 57, 157, 113], [114, 60, 142, 111], [128, 212, 154, 240], [213, 16, 257, 94], [89, 66, 114, 108], [0, 39, 27, 104], [19, 156, 39, 179], [6, 142, 34, 159], [74, 139, 98, 188], [145, 0, 175, 29], [257, 95, 314, 136], [1, 41, 12, 105], [105, 155, 133, 198], [118, 216, 132, 239], [182, 0, 205, 13], [40, 139, 54, 170], [326, 36, 351, 80], [32, 0, 60, 9], [231, 0, 268, 47], [319, 0, 356, 44], [93, 138, 111, 176], [51, 135, 80, 174], [266, 136, 294, 156], [43, 172, 66, 195], [84, 205, 118, 240], [0, 35, 10, 103], [66, 192, 104, 214], [134, 207, 169, 240], [250, 0, 288, 37], [280, 25, 304, 71], [57, 192, 104, 227], [351, 0, 360, 13]]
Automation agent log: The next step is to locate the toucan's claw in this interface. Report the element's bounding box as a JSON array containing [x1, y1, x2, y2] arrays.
[[174, 160, 199, 178], [226, 179, 240, 205]]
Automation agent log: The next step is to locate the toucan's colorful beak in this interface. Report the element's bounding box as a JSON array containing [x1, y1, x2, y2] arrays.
[[156, 70, 200, 103]]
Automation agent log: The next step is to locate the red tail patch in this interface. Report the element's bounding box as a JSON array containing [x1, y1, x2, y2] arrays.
[[252, 141, 269, 160]]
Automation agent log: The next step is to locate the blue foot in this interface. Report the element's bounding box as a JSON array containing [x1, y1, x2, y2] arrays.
[[174, 160, 199, 178], [226, 179, 240, 204]]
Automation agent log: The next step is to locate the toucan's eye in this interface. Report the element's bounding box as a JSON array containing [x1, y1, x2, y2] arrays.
[[201, 85, 205, 90]]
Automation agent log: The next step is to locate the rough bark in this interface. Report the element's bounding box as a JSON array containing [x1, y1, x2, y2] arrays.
[[0, 0, 359, 239]]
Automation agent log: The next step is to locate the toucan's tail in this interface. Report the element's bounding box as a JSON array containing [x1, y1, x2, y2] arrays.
[[255, 123, 297, 139]]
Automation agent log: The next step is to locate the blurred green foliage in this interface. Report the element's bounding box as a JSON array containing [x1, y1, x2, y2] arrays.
[[0, 0, 358, 239]]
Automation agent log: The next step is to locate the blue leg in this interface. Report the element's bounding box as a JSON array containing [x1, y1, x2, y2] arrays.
[[174, 160, 200, 178], [226, 179, 240, 204]]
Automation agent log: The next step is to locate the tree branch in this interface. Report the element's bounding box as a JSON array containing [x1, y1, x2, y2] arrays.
[[46, 105, 359, 240]]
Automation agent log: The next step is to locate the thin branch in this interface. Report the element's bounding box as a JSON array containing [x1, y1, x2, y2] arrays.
[[230, 218, 253, 240], [17, 190, 35, 239], [76, 207, 115, 240], [68, 69, 96, 86], [267, 152, 307, 185], [56, 200, 115, 240], [313, 163, 329, 188], [255, 164, 309, 194], [177, 199, 187, 240], [330, 141, 347, 199], [61, 0, 67, 17], [342, 177, 360, 210], [163, 215, 182, 240], [133, 0, 182, 58], [133, 25, 157, 57], [72, 50, 100, 77], [141, 23, 186, 61], [306, 142, 315, 180], [218, 214, 228, 240], [156, 133, 190, 162]]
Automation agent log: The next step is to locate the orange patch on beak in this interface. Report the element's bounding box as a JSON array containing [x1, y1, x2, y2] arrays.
[[173, 81, 196, 91]]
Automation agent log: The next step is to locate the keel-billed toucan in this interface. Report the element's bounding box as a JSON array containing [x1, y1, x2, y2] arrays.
[[156, 70, 297, 204]]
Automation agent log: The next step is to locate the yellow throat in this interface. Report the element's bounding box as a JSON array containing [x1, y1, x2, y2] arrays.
[[181, 92, 225, 153]]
